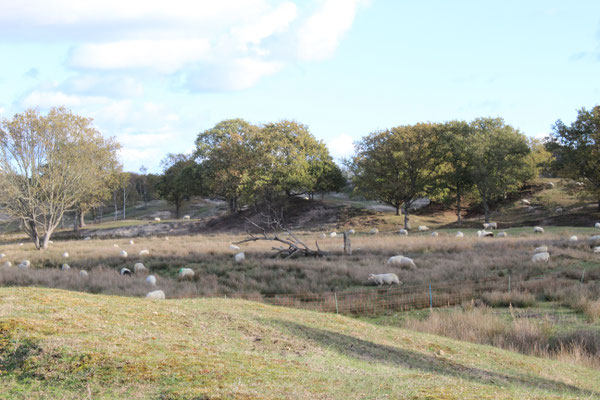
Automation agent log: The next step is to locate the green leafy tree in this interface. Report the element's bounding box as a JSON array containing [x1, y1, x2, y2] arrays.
[[350, 123, 444, 228], [547, 106, 600, 210], [469, 118, 534, 222], [309, 159, 346, 200], [156, 154, 203, 218], [526, 137, 553, 178]]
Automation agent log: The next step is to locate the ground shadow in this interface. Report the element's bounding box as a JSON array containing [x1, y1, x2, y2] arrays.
[[270, 319, 600, 398]]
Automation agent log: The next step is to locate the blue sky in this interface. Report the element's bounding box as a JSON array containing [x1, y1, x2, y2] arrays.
[[0, 0, 599, 172]]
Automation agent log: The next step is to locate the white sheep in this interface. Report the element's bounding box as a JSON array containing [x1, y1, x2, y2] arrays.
[[497, 232, 507, 237], [398, 229, 408, 236], [62, 252, 69, 259], [178, 268, 194, 279], [576, 181, 584, 186], [319, 233, 326, 239], [120, 268, 132, 276], [595, 222, 600, 229], [348, 229, 355, 234], [533, 226, 544, 234], [2, 261, 12, 268], [18, 260, 30, 269], [139, 249, 150, 256], [234, 252, 245, 263], [369, 228, 379, 235], [79, 270, 88, 277], [418, 226, 429, 232], [165, 237, 169, 241], [534, 246, 548, 254], [329, 232, 337, 238], [146, 290, 165, 300], [146, 275, 157, 285], [455, 231, 464, 238], [120, 250, 128, 258], [590, 235, 600, 246], [555, 207, 563, 213], [129, 240, 135, 245], [368, 273, 401, 287], [547, 182, 555, 188], [83, 237, 91, 241], [483, 222, 498, 229], [477, 230, 494, 238], [229, 244, 240, 251], [113, 244, 119, 248], [183, 215, 191, 220], [569, 235, 578, 242], [531, 252, 550, 263], [61, 264, 70, 271], [154, 217, 161, 222], [387, 255, 416, 269], [134, 263, 147, 273], [431, 231, 439, 237], [593, 246, 600, 254], [522, 199, 531, 205], [0, 253, 5, 260]]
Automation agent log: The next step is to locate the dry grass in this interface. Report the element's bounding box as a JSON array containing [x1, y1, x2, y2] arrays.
[[481, 290, 536, 307]]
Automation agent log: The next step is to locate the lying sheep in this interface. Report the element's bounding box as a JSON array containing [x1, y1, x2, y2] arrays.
[[234, 252, 245, 263], [531, 252, 550, 263], [455, 231, 464, 238], [555, 207, 563, 213], [398, 229, 408, 236], [347, 229, 355, 234], [319, 233, 327, 239], [120, 268, 132, 276], [533, 226, 544, 234], [62, 252, 69, 259], [154, 217, 161, 222], [134, 263, 147, 273], [178, 268, 194, 279], [497, 232, 507, 237], [594, 246, 600, 254], [83, 237, 91, 241], [0, 253, 5, 260], [418, 226, 429, 232], [431, 231, 439, 237], [569, 235, 578, 242], [477, 230, 494, 237], [19, 260, 30, 269], [547, 182, 555, 188], [2, 261, 12, 268], [590, 235, 600, 247], [183, 215, 191, 220], [387, 255, 416, 269], [120, 250, 128, 258], [595, 222, 600, 229], [146, 275, 157, 285], [61, 264, 70, 271], [146, 290, 165, 300], [369, 228, 379, 235], [129, 240, 135, 245], [368, 273, 401, 287], [79, 270, 88, 277], [229, 244, 240, 251], [534, 246, 548, 254], [139, 249, 150, 256], [329, 232, 337, 238]]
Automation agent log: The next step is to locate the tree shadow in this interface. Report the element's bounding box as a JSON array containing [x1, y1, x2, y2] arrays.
[[270, 319, 600, 398]]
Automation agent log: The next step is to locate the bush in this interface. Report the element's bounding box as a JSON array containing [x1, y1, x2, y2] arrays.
[[481, 291, 536, 308]]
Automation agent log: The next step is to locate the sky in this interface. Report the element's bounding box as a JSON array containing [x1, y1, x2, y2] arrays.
[[0, 0, 599, 172]]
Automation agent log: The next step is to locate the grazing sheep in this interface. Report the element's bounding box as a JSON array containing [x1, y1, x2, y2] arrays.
[[387, 255, 416, 269], [79, 270, 88, 277], [369, 228, 379, 235], [0, 253, 5, 260], [165, 237, 169, 241], [2, 261, 12, 268], [229, 244, 240, 251], [477, 230, 494, 238], [83, 237, 91, 241], [348, 229, 355, 234], [368, 273, 401, 287], [483, 222, 498, 229], [19, 243, 23, 246], [431, 231, 439, 237], [120, 250, 128, 258], [418, 226, 429, 232], [129, 240, 135, 245], [48, 240, 53, 244], [134, 263, 147, 273], [531, 252, 550, 263], [533, 226, 544, 234], [61, 264, 70, 271], [329, 232, 337, 238], [594, 246, 600, 254], [154, 217, 161, 222], [534, 246, 548, 254], [62, 252, 69, 258], [19, 260, 30, 269], [589, 235, 600, 246], [497, 232, 507, 237], [547, 182, 555, 188], [398, 229, 408, 236], [146, 290, 165, 300], [576, 181, 584, 186], [234, 252, 245, 263], [183, 215, 191, 220], [139, 249, 150, 256], [146, 275, 157, 285], [178, 268, 194, 279], [595, 222, 600, 229], [456, 231, 464, 238], [120, 268, 132, 276], [319, 233, 327, 239], [569, 235, 578, 242], [555, 207, 563, 213], [522, 199, 531, 205]]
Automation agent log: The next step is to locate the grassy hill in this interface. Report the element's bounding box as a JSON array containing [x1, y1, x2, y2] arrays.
[[2, 287, 600, 399]]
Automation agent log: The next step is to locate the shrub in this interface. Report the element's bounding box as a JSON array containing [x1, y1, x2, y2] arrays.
[[481, 291, 536, 308]]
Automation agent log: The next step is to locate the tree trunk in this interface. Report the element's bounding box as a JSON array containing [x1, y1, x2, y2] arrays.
[[122, 188, 126, 220], [598, 198, 600, 212], [100, 207, 103, 224], [79, 210, 85, 228], [113, 192, 118, 221], [73, 210, 79, 231], [482, 193, 490, 223], [456, 185, 462, 227], [403, 205, 410, 229], [343, 232, 351, 255], [29, 220, 40, 250], [41, 231, 52, 250], [175, 203, 180, 219], [395, 205, 400, 216]]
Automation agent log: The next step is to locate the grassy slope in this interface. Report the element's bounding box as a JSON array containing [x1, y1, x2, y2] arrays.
[[2, 288, 600, 400]]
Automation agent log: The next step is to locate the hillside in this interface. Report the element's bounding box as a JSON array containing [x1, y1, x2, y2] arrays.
[[2, 287, 600, 399]]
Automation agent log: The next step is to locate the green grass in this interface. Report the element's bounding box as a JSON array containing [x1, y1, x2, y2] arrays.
[[2, 287, 600, 399]]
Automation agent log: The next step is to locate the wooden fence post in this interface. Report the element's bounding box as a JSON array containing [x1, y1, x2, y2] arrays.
[[343, 232, 352, 255]]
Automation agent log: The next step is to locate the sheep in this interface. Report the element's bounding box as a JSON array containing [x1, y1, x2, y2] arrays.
[[129, 240, 135, 245], [368, 273, 401, 287], [483, 222, 498, 229], [547, 182, 555, 188], [497, 232, 507, 237], [234, 252, 245, 263], [120, 268, 132, 276], [595, 222, 600, 229], [348, 229, 355, 234], [418, 226, 429, 232], [569, 235, 578, 242], [61, 264, 70, 271], [79, 270, 88, 277], [387, 255, 416, 269], [83, 237, 91, 241], [183, 215, 191, 220], [139, 249, 150, 256], [329, 232, 337, 238], [178, 268, 194, 279], [165, 236, 169, 241], [0, 253, 5, 260], [113, 244, 119, 248], [589, 235, 600, 247], [477, 230, 494, 238], [455, 231, 464, 238], [431, 231, 439, 237], [62, 252, 69, 259], [534, 246, 548, 254], [18, 260, 30, 269], [576, 181, 584, 186], [593, 247, 600, 254], [120, 250, 128, 259], [531, 252, 550, 263], [398, 229, 408, 236], [533, 226, 544, 234], [522, 199, 531, 205], [319, 233, 326, 239], [2, 261, 12, 268], [19, 243, 23, 246], [154, 217, 161, 222], [555, 207, 563, 213], [146, 275, 157, 285], [229, 244, 240, 251], [134, 263, 147, 273], [369, 228, 379, 235], [146, 290, 165, 300]]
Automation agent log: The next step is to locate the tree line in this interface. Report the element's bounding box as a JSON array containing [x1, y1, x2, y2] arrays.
[[1, 105, 598, 249]]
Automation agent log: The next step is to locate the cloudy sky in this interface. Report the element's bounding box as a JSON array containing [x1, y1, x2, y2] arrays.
[[0, 0, 599, 172]]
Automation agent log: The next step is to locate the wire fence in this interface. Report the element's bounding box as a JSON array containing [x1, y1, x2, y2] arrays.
[[225, 275, 538, 315]]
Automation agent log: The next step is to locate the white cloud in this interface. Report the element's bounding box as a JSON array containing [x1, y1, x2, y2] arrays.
[[185, 58, 283, 91], [326, 133, 355, 159], [0, 107, 5, 115]]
